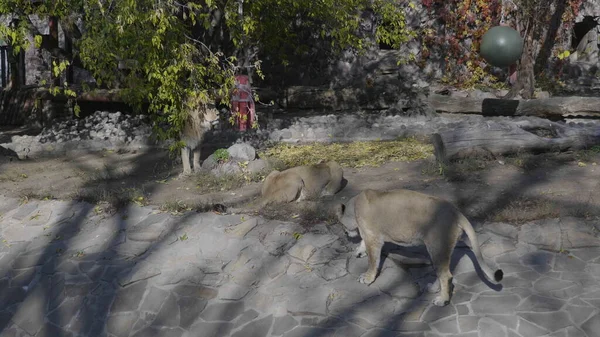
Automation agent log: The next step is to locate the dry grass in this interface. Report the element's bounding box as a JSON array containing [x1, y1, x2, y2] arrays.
[[0, 171, 29, 183], [259, 201, 338, 226], [195, 170, 268, 193], [71, 186, 148, 210], [489, 197, 560, 224], [489, 195, 600, 224], [19, 191, 56, 204], [260, 137, 433, 168], [160, 200, 192, 215], [421, 156, 492, 181]]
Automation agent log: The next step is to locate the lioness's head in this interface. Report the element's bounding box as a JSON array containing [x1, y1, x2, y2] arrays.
[[333, 198, 359, 238], [333, 203, 346, 221]]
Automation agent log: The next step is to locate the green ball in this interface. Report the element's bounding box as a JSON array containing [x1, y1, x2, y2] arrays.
[[480, 26, 524, 68]]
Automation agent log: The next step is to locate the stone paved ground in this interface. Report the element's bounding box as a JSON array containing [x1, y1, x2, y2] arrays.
[[0, 194, 599, 337]]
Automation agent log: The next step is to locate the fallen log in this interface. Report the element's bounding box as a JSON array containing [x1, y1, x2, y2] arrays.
[[431, 118, 600, 164], [428, 94, 600, 118]]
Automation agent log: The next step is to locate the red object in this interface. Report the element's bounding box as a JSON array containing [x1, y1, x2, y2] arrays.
[[230, 75, 255, 131]]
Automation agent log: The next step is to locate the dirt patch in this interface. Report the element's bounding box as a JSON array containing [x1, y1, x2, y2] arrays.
[[1, 127, 600, 226]]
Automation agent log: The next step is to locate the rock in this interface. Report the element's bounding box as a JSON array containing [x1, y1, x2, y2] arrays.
[[478, 318, 505, 337], [234, 309, 260, 328], [535, 91, 551, 99], [271, 315, 299, 336], [140, 287, 169, 313], [518, 220, 561, 250], [518, 312, 572, 333], [247, 158, 269, 174], [471, 294, 521, 314], [201, 154, 219, 171], [467, 89, 497, 99], [110, 281, 148, 313], [152, 293, 180, 327], [582, 313, 600, 337], [200, 302, 245, 322], [317, 259, 348, 281], [11, 285, 46, 335], [118, 262, 162, 286], [127, 213, 170, 242], [231, 315, 273, 337], [211, 161, 243, 176], [227, 143, 256, 161], [106, 312, 138, 337], [224, 218, 260, 238]]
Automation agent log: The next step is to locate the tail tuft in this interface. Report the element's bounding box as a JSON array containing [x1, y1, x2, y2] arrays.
[[494, 269, 504, 282]]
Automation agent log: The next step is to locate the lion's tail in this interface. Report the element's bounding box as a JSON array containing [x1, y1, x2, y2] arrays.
[[458, 214, 504, 283]]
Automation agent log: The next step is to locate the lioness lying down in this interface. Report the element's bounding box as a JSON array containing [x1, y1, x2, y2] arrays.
[[260, 161, 345, 206], [335, 189, 503, 306]]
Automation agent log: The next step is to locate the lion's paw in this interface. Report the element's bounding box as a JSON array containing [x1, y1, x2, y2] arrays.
[[358, 273, 375, 285], [432, 296, 449, 307]]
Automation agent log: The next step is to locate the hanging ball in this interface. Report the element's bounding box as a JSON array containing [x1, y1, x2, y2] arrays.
[[480, 26, 524, 68]]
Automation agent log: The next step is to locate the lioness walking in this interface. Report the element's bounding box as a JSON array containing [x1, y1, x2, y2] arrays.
[[335, 189, 503, 306]]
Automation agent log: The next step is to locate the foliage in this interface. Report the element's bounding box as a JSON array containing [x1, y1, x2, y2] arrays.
[[260, 138, 433, 169], [1, 0, 414, 141], [246, 0, 415, 70], [420, 0, 503, 89], [420, 0, 583, 90], [213, 148, 230, 162]]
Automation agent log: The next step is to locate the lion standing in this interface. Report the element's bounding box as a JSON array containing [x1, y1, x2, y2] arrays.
[[179, 103, 219, 176]]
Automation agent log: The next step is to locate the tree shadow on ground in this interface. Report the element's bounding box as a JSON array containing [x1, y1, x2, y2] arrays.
[[0, 149, 216, 336], [295, 149, 597, 336], [0, 134, 597, 336]]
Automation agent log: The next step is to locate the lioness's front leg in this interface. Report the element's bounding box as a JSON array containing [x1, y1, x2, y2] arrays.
[[181, 147, 192, 176], [355, 239, 367, 258], [358, 236, 383, 285]]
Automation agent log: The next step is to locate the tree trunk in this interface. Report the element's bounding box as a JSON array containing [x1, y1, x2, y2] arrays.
[[504, 34, 536, 99], [427, 94, 600, 118], [431, 119, 600, 164], [534, 0, 567, 76]]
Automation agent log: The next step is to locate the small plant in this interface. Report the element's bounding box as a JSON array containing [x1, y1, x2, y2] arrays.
[[93, 206, 103, 215], [213, 149, 230, 163], [160, 200, 190, 214], [575, 145, 600, 163], [179, 233, 188, 241]]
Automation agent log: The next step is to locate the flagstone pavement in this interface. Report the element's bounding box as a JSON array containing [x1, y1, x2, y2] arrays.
[[0, 194, 599, 337]]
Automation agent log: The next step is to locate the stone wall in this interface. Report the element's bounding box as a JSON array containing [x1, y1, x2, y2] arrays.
[[4, 107, 600, 160]]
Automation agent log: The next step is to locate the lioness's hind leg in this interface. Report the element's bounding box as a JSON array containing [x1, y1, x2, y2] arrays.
[[426, 244, 454, 306], [358, 236, 383, 285], [296, 188, 307, 202], [355, 240, 367, 258]]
